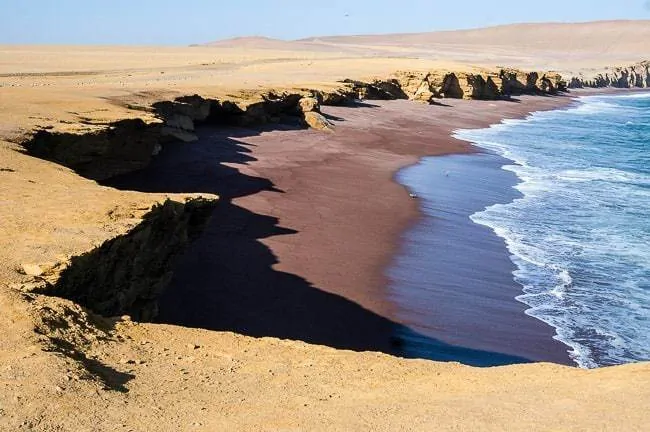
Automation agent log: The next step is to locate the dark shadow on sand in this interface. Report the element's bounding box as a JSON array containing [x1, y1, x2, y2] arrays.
[[101, 124, 533, 367], [49, 338, 134, 392], [346, 101, 382, 108], [430, 100, 453, 107]]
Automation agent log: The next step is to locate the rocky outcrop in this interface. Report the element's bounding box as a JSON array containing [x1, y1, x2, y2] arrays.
[[500, 69, 538, 96], [48, 198, 217, 321], [23, 119, 163, 181], [317, 87, 357, 106], [465, 74, 501, 100], [22, 91, 339, 180], [299, 96, 334, 130], [392, 68, 566, 102], [303, 111, 335, 131], [153, 95, 214, 142], [567, 61, 650, 89], [439, 73, 465, 99], [22, 66, 575, 182], [299, 96, 320, 113], [341, 78, 409, 100], [393, 71, 432, 97]]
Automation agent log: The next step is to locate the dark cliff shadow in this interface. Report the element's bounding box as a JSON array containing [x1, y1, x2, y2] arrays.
[[49, 338, 134, 392], [499, 96, 522, 103], [348, 101, 382, 108], [430, 100, 453, 107], [154, 198, 530, 366], [99, 124, 532, 367], [322, 112, 346, 122], [102, 124, 299, 199]]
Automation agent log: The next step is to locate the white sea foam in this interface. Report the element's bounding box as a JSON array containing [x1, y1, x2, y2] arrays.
[[556, 167, 650, 185], [461, 93, 650, 368], [613, 92, 650, 100], [571, 100, 623, 115]]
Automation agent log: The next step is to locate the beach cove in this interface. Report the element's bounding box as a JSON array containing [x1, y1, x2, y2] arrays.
[[1, 30, 650, 429]]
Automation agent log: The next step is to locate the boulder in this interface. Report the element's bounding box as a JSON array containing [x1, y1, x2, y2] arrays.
[[525, 72, 540, 91], [175, 95, 212, 121], [538, 75, 555, 93], [371, 79, 409, 99], [319, 88, 356, 106], [299, 97, 320, 113], [205, 100, 245, 124], [21, 263, 44, 277], [161, 127, 198, 143], [303, 112, 334, 131], [412, 88, 435, 103], [165, 114, 194, 131]]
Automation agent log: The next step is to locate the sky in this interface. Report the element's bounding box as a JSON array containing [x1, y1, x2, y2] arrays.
[[1, 0, 649, 45]]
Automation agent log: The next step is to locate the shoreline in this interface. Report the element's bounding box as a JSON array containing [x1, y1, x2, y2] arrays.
[[446, 89, 650, 368], [385, 88, 650, 364], [384, 95, 589, 364], [389, 152, 574, 364], [102, 94, 582, 360]]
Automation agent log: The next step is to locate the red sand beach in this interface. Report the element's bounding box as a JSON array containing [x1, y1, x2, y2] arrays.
[[106, 94, 581, 362]]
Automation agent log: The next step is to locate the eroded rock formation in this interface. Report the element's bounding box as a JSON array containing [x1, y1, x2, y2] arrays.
[[48, 198, 217, 321], [23, 119, 163, 181], [391, 68, 566, 102], [342, 78, 409, 100], [23, 67, 572, 181], [568, 61, 650, 89]]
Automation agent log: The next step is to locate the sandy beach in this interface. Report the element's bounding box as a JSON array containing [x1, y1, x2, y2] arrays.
[[97, 95, 577, 362], [1, 21, 649, 430]]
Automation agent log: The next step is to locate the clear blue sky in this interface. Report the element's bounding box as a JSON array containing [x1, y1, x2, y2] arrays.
[[1, 0, 649, 45]]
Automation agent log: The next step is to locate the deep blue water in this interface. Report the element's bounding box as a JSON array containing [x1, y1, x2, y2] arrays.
[[454, 93, 650, 368]]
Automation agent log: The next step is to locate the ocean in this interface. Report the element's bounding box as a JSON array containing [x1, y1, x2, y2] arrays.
[[451, 93, 650, 368]]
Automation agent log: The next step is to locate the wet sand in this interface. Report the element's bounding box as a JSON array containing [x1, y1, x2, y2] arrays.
[[392, 153, 572, 364], [107, 96, 577, 363]]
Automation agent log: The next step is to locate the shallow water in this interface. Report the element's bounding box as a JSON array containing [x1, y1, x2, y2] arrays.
[[452, 93, 650, 368], [389, 153, 573, 365]]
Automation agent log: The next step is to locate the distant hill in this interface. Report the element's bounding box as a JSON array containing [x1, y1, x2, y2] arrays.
[[299, 20, 650, 57], [201, 21, 649, 65], [200, 36, 341, 52]]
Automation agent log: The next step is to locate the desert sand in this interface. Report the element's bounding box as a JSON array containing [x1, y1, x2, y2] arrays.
[[1, 21, 649, 431]]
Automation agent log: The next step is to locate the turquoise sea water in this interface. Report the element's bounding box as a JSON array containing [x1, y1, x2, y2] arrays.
[[455, 93, 650, 368]]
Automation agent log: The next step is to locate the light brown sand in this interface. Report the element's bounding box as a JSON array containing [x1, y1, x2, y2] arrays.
[[1, 21, 649, 430]]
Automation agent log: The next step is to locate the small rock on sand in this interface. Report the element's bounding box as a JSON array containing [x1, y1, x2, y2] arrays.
[[20, 263, 43, 277]]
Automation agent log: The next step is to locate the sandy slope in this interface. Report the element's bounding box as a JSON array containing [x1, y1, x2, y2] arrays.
[[1, 20, 649, 431]]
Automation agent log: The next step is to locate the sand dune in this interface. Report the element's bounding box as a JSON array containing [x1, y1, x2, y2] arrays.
[[303, 20, 650, 52], [210, 20, 650, 71]]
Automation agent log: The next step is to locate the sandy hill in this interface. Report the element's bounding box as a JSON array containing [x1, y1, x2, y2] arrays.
[[205, 20, 649, 72], [301, 20, 650, 52], [201, 35, 346, 53]]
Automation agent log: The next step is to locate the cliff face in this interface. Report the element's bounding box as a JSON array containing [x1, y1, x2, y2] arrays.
[[48, 198, 217, 321], [392, 68, 567, 102], [23, 119, 164, 181], [568, 61, 650, 89], [18, 67, 567, 325]]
